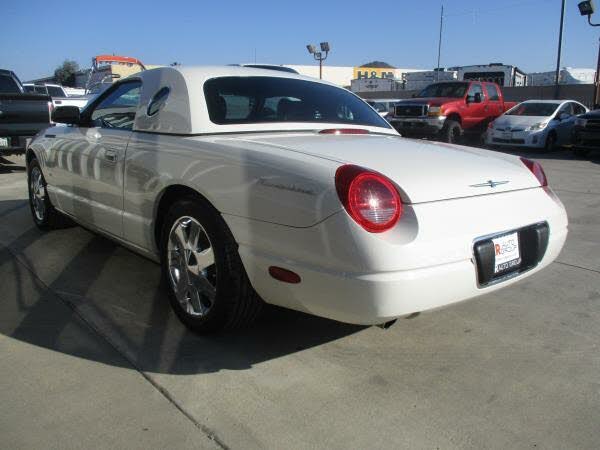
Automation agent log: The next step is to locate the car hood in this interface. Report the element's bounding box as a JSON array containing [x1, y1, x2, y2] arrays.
[[396, 97, 460, 106], [224, 133, 542, 204], [493, 115, 550, 129]]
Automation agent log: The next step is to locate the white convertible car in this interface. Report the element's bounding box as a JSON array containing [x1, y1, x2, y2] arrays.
[[27, 66, 568, 332]]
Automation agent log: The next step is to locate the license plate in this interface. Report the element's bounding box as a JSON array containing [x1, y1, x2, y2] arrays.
[[492, 232, 521, 274], [0, 137, 8, 147], [502, 131, 512, 140]]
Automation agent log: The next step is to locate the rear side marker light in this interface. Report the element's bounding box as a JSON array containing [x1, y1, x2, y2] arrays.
[[520, 157, 548, 186], [319, 128, 369, 135], [335, 164, 402, 233], [269, 266, 301, 284]]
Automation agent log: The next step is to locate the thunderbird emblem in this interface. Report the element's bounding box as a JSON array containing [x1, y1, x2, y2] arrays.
[[470, 180, 510, 188]]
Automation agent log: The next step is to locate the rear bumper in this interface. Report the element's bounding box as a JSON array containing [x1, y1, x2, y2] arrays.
[[227, 187, 568, 325], [240, 224, 566, 324]]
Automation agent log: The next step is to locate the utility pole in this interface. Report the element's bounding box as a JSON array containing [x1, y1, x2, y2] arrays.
[[436, 4, 444, 81], [554, 0, 566, 99]]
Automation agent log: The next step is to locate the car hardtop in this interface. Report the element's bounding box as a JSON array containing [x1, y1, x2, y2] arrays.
[[83, 65, 396, 136]]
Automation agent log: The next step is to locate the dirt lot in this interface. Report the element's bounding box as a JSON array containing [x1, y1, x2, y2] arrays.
[[0, 149, 599, 449]]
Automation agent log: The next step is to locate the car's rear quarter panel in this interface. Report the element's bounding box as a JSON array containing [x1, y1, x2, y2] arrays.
[[122, 133, 342, 253]]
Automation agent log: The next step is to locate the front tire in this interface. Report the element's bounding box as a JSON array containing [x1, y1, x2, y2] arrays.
[[160, 197, 262, 333], [27, 158, 71, 230], [439, 119, 462, 144], [545, 132, 557, 151]]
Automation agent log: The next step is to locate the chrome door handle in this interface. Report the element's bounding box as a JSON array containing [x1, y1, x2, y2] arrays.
[[105, 150, 117, 162]]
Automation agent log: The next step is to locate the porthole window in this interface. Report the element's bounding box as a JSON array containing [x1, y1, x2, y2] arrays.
[[147, 87, 170, 116]]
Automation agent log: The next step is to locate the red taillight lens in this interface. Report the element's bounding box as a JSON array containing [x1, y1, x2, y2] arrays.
[[520, 157, 548, 186], [319, 128, 369, 135], [335, 164, 402, 233]]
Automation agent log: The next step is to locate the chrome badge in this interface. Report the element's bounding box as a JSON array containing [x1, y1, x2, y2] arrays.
[[470, 180, 510, 188]]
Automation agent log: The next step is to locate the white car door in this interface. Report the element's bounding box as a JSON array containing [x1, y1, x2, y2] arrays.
[[553, 102, 576, 145], [46, 80, 141, 237]]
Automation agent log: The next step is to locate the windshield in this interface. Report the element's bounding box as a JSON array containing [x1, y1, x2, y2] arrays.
[[418, 82, 468, 98], [506, 102, 560, 117], [204, 76, 391, 128]]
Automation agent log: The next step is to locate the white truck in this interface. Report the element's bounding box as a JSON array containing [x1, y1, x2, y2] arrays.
[[23, 83, 89, 109]]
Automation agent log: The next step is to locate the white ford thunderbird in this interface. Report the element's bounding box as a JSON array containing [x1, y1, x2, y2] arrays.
[[27, 66, 568, 332]]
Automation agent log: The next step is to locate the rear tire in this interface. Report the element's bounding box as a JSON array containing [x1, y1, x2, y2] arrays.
[[160, 197, 262, 333], [439, 119, 462, 144], [27, 158, 72, 230]]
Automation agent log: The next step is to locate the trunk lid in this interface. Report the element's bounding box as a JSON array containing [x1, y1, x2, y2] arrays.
[[228, 133, 541, 204]]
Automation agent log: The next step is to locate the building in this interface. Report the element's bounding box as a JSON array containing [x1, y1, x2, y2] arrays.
[[286, 64, 419, 87], [528, 67, 596, 86]]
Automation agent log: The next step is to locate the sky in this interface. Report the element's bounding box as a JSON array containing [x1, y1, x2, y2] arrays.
[[1, 0, 598, 81]]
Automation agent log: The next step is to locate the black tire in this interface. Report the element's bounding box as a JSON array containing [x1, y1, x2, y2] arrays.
[[160, 197, 262, 333], [573, 147, 590, 157], [439, 119, 462, 144], [27, 158, 72, 230], [545, 132, 557, 151]]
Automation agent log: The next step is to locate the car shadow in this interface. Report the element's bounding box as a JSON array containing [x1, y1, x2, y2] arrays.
[[0, 201, 364, 375], [0, 156, 26, 173]]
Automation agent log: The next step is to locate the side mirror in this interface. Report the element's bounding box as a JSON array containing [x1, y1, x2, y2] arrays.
[[52, 105, 80, 124]]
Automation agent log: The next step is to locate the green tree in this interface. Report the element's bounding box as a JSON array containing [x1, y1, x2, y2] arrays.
[[54, 60, 80, 87]]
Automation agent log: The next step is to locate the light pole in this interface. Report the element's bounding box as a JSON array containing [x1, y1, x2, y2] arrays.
[[306, 42, 330, 79], [436, 5, 444, 82], [554, 0, 566, 99], [578, 1, 600, 107]]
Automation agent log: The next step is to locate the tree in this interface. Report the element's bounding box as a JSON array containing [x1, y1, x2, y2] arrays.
[[54, 60, 80, 87]]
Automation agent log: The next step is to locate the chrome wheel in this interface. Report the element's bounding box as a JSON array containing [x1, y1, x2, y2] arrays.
[[30, 166, 46, 222], [167, 216, 216, 317]]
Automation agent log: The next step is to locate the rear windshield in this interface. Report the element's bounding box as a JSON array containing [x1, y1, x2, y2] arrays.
[[204, 76, 391, 128], [0, 74, 21, 93], [418, 82, 468, 98], [506, 103, 559, 117]]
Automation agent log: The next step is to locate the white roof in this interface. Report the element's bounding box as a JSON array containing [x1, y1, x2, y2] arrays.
[[130, 66, 394, 135]]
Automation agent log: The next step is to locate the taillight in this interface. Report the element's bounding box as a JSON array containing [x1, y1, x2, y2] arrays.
[[520, 157, 548, 186], [48, 101, 55, 124], [335, 164, 402, 233], [319, 128, 369, 135]]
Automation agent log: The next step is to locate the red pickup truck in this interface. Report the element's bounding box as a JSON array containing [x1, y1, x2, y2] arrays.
[[387, 81, 516, 143]]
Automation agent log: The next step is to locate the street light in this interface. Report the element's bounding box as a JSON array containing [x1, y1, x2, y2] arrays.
[[306, 41, 330, 79], [578, 0, 600, 107]]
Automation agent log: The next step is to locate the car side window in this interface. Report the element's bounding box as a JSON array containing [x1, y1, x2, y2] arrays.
[[557, 103, 573, 117], [90, 81, 142, 131], [573, 103, 586, 115], [486, 84, 500, 101], [147, 87, 170, 116], [467, 83, 484, 100]]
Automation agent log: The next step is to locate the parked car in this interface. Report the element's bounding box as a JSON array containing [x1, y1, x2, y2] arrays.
[[487, 100, 588, 150], [365, 99, 402, 118], [27, 66, 568, 333], [387, 81, 516, 143], [571, 108, 600, 156], [0, 69, 52, 156], [23, 83, 89, 109]]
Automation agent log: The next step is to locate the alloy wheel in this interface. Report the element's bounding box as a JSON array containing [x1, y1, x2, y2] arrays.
[[30, 166, 46, 222], [167, 216, 217, 317]]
